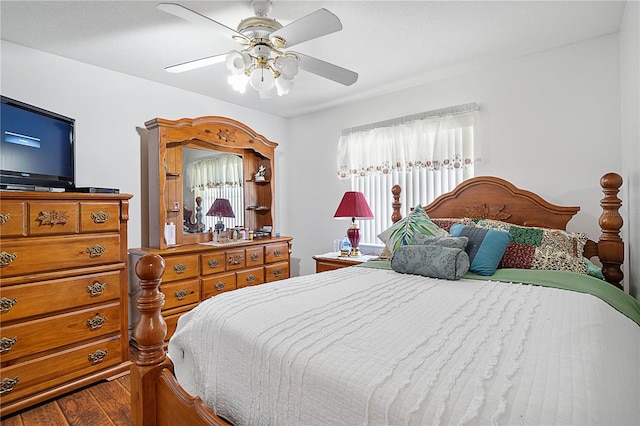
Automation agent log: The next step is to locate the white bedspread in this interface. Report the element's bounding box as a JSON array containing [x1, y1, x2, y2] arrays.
[[168, 267, 640, 425]]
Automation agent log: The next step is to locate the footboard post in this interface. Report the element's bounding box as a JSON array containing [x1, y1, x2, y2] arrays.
[[131, 254, 170, 426], [598, 173, 624, 289]]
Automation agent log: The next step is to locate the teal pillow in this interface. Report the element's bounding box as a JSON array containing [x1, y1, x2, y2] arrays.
[[377, 205, 449, 252], [450, 224, 511, 276], [391, 245, 470, 280], [584, 257, 605, 280]]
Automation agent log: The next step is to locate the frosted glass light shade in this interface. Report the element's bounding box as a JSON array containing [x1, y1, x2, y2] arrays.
[[250, 67, 275, 91], [228, 74, 249, 93], [276, 56, 299, 80], [226, 50, 245, 75], [275, 77, 293, 96]]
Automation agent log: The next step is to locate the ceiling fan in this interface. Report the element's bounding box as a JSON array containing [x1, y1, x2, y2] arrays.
[[158, 1, 359, 96]]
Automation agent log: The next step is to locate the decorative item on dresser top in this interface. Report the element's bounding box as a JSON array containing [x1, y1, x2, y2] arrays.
[[129, 172, 638, 426], [0, 191, 132, 418]]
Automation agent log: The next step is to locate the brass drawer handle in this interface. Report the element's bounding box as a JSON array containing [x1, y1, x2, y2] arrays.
[[273, 269, 282, 277], [214, 282, 225, 291], [246, 274, 256, 283], [207, 259, 220, 268], [0, 213, 10, 226], [86, 314, 106, 330], [86, 244, 106, 258], [228, 255, 243, 265], [0, 377, 19, 395], [36, 210, 68, 226], [86, 281, 106, 296], [88, 349, 108, 365], [173, 263, 187, 274], [0, 336, 18, 353], [90, 211, 110, 224], [175, 289, 188, 300], [251, 253, 260, 261], [0, 252, 17, 267], [0, 297, 17, 313], [273, 249, 281, 257]]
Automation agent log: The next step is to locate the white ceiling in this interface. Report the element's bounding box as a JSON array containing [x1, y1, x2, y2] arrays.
[[0, 1, 627, 118]]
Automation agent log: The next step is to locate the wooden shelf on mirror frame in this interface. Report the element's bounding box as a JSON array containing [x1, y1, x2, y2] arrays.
[[165, 172, 180, 177], [247, 206, 270, 211], [247, 179, 270, 184]]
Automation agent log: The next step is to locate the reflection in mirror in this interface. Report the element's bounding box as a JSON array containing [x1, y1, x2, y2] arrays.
[[182, 147, 244, 234]]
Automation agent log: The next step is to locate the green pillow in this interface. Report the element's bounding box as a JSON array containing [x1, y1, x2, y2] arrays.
[[377, 205, 449, 252]]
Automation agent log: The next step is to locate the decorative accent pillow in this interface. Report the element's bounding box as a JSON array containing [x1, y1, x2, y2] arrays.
[[450, 224, 512, 276], [473, 219, 588, 274], [418, 235, 469, 250], [377, 205, 449, 252], [391, 245, 470, 280], [431, 218, 476, 233]]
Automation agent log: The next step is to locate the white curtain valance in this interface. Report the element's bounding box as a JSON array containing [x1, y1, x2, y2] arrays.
[[337, 103, 479, 179], [187, 154, 243, 191]]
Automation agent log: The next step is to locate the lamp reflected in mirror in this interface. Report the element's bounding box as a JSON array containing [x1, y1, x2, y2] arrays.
[[207, 198, 235, 237]]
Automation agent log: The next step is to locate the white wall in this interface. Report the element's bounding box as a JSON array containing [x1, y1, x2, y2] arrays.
[[1, 40, 290, 250], [288, 35, 628, 288], [620, 0, 640, 299]]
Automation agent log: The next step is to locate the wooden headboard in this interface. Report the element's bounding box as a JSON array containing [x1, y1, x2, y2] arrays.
[[390, 173, 624, 288]]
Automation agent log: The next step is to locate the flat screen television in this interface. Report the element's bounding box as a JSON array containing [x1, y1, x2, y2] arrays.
[[1, 96, 75, 191]]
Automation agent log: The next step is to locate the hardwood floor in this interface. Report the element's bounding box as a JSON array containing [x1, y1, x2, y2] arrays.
[[0, 374, 131, 426]]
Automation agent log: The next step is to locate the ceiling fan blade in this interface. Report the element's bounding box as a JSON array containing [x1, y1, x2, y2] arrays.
[[294, 53, 358, 86], [271, 9, 342, 48], [158, 3, 248, 42], [165, 53, 226, 73]]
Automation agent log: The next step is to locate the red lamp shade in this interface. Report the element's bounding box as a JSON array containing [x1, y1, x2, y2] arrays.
[[206, 198, 235, 218], [333, 191, 374, 254]]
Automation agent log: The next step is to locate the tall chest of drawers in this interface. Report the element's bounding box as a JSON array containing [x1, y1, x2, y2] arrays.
[[129, 236, 293, 343], [0, 191, 132, 417]]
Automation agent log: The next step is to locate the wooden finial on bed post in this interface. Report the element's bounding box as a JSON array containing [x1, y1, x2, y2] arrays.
[[598, 173, 624, 289], [133, 254, 168, 365], [391, 184, 402, 223]]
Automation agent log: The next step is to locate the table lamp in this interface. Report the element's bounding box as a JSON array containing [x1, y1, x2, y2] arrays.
[[206, 198, 235, 234], [333, 191, 374, 256]]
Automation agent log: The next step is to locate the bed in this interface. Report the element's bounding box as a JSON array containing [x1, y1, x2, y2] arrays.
[[130, 173, 638, 426]]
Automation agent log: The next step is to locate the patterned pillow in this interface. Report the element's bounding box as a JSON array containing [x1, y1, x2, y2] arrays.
[[418, 235, 469, 250], [431, 218, 476, 233], [391, 245, 470, 280], [450, 224, 512, 276], [377, 205, 449, 252], [474, 219, 588, 274]]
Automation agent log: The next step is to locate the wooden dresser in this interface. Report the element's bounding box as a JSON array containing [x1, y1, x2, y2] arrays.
[[129, 236, 292, 343], [0, 191, 132, 417]]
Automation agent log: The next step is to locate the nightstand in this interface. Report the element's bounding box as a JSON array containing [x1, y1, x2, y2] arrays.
[[313, 252, 378, 273]]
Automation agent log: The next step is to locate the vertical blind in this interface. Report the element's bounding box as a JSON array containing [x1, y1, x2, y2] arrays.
[[337, 103, 479, 245]]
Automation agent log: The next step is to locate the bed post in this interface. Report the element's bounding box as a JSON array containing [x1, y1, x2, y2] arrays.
[[598, 172, 624, 289], [131, 254, 169, 426], [391, 184, 402, 223]]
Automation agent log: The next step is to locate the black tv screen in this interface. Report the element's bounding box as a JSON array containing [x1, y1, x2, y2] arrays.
[[1, 96, 75, 190]]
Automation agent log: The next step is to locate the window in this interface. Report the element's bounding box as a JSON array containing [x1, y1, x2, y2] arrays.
[[337, 103, 479, 245], [185, 154, 243, 231]]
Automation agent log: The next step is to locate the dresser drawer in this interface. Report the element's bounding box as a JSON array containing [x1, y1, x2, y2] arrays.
[[0, 201, 27, 238], [236, 266, 265, 289], [0, 270, 121, 322], [245, 246, 264, 267], [265, 261, 289, 283], [0, 234, 121, 278], [0, 336, 123, 405], [28, 201, 79, 236], [265, 242, 289, 264], [80, 202, 121, 233], [202, 272, 236, 299], [161, 254, 199, 283], [200, 252, 226, 275], [225, 248, 246, 271], [0, 302, 121, 362], [160, 279, 200, 311]]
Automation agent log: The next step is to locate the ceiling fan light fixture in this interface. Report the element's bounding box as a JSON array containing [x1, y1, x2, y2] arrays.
[[228, 73, 250, 94], [275, 56, 299, 80], [226, 50, 246, 75], [275, 76, 293, 96]]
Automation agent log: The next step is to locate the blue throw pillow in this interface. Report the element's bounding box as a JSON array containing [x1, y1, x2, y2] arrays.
[[449, 224, 511, 276], [391, 245, 470, 280]]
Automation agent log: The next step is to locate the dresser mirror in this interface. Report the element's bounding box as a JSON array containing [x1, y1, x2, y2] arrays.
[[146, 116, 278, 249]]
